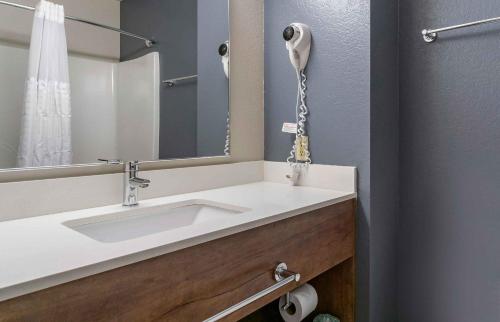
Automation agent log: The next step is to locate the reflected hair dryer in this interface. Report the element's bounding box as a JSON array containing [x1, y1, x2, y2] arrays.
[[218, 41, 230, 79]]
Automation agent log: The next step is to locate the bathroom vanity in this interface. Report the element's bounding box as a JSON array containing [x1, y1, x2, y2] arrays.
[[0, 175, 356, 322], [0, 0, 360, 320]]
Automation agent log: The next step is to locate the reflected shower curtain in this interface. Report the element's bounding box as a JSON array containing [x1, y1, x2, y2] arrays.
[[17, 0, 71, 167]]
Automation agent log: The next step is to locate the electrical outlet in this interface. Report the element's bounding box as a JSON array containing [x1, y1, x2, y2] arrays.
[[296, 136, 309, 161]]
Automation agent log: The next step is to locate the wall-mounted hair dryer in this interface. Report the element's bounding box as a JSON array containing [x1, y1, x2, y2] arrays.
[[282, 23, 312, 182], [218, 41, 230, 79], [283, 23, 311, 72]]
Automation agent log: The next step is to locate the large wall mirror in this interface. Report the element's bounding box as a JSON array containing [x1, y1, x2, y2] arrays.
[[0, 0, 230, 171]]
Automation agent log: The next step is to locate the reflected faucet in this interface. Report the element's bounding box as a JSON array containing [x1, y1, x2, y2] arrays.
[[98, 159, 151, 206]]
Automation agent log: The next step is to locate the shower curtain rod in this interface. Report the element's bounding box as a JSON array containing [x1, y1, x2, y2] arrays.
[[0, 0, 155, 47]]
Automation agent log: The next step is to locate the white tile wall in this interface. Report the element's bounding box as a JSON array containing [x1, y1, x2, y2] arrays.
[[0, 42, 120, 168]]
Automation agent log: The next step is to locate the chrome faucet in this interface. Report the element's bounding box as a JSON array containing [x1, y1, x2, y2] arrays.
[[123, 161, 150, 206], [98, 159, 151, 206]]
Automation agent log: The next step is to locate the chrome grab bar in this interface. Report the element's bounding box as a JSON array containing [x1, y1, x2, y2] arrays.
[[203, 263, 300, 322], [162, 75, 198, 87]]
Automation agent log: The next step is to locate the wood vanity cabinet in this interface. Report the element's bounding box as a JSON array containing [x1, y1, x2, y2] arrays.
[[0, 199, 356, 322]]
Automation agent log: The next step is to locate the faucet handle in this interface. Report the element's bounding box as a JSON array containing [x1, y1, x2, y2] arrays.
[[98, 158, 123, 165]]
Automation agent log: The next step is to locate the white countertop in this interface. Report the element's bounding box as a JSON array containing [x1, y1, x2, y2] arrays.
[[0, 181, 356, 302]]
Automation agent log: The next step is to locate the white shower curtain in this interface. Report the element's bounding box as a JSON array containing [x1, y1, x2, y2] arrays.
[[17, 0, 72, 168]]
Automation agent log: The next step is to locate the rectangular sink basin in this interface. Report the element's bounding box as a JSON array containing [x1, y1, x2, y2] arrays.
[[63, 200, 249, 243]]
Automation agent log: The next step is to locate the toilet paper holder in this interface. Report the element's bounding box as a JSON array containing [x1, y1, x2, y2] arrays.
[[203, 262, 301, 322]]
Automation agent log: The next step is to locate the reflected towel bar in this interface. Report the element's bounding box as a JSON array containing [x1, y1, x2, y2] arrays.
[[203, 263, 300, 322], [162, 75, 198, 87], [0, 0, 155, 47], [422, 16, 500, 43]]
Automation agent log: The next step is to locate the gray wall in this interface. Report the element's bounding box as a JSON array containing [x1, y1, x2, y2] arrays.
[[121, 0, 198, 159], [197, 0, 230, 157], [371, 0, 399, 321], [398, 1, 500, 321], [264, 1, 372, 321]]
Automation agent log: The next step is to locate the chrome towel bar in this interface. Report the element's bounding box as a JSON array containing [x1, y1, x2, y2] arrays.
[[422, 16, 500, 43], [203, 263, 301, 322]]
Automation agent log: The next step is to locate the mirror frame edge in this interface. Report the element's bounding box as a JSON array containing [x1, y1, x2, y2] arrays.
[[0, 156, 234, 183], [0, 0, 233, 184]]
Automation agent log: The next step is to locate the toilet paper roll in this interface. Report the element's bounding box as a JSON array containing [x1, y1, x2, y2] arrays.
[[279, 283, 318, 322]]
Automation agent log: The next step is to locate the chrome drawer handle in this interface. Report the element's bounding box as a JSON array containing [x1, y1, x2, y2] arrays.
[[203, 263, 301, 322]]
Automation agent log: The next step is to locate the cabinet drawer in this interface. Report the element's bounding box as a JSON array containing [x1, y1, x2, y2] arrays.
[[0, 199, 355, 322]]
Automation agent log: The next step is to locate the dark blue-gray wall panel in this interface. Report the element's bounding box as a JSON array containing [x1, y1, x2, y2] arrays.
[[398, 1, 500, 321], [197, 0, 229, 157], [370, 0, 399, 321], [121, 0, 198, 159]]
